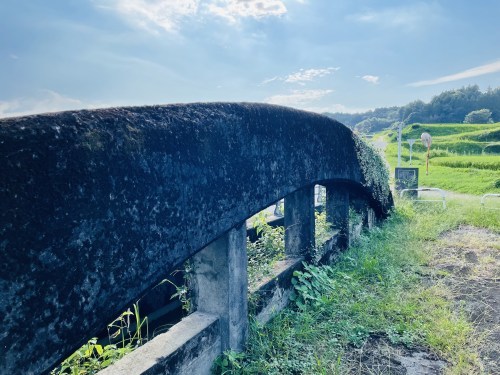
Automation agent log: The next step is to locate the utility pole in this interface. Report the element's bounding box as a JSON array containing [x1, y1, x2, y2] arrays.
[[397, 122, 403, 167]]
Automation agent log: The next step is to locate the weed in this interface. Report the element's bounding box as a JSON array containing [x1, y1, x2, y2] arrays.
[[51, 302, 148, 375], [212, 350, 246, 374], [159, 260, 194, 314], [247, 213, 285, 288]]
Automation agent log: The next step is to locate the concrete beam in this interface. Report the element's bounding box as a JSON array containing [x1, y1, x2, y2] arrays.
[[284, 186, 315, 258], [192, 223, 248, 351], [98, 312, 220, 375]]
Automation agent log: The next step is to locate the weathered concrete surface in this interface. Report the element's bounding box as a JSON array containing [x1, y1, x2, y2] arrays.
[[250, 257, 304, 325], [326, 185, 350, 250], [0, 103, 393, 374], [284, 186, 315, 258], [192, 223, 248, 351], [99, 312, 220, 375]]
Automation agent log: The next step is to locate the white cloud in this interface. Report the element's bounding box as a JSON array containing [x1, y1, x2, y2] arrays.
[[0, 90, 105, 119], [207, 0, 287, 23], [361, 75, 379, 84], [409, 60, 500, 87], [94, 0, 199, 33], [261, 67, 339, 86], [94, 0, 288, 33], [265, 89, 333, 107], [349, 3, 441, 31], [285, 67, 339, 85], [9, 54, 19, 60]]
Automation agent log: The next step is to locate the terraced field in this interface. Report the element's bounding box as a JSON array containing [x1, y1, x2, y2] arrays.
[[379, 122, 500, 195]]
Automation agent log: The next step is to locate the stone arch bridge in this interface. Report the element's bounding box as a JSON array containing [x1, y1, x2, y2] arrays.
[[0, 103, 392, 374]]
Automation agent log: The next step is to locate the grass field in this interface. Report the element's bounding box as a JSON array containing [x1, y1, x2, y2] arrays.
[[379, 122, 500, 195]]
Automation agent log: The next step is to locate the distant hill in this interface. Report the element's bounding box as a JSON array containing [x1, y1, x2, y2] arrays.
[[324, 85, 500, 133]]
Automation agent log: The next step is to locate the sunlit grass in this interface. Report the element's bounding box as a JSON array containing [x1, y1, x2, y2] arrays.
[[379, 123, 500, 195]]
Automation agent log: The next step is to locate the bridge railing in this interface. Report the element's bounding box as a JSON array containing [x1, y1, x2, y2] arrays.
[[0, 103, 392, 374], [100, 183, 379, 375]]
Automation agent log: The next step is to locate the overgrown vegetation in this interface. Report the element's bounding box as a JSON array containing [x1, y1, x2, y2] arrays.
[[213, 198, 499, 374], [51, 263, 194, 375], [51, 303, 148, 375], [247, 213, 285, 288]]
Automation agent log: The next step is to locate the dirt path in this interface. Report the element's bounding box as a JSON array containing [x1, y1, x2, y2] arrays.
[[344, 225, 499, 374], [433, 226, 500, 374]]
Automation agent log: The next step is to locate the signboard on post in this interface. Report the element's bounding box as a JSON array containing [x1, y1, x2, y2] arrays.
[[395, 167, 419, 198]]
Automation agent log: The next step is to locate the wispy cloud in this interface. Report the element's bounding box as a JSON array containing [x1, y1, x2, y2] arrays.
[[261, 67, 339, 86], [94, 0, 288, 33], [408, 60, 500, 87], [0, 90, 105, 119], [260, 76, 280, 85], [305, 104, 372, 114], [94, 0, 200, 33], [9, 54, 19, 60], [348, 3, 442, 31], [285, 67, 339, 84], [265, 89, 333, 107], [361, 75, 379, 84], [208, 0, 287, 23]]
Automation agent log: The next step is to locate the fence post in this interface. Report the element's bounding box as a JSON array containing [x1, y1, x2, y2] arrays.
[[284, 186, 315, 258], [325, 185, 349, 250], [192, 223, 248, 351]]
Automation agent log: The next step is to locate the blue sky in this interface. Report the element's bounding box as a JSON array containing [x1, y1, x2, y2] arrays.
[[1, 0, 500, 118]]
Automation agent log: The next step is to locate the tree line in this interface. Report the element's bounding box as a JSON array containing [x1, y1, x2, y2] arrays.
[[326, 85, 500, 133]]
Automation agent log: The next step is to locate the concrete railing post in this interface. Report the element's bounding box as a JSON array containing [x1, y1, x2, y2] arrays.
[[350, 197, 368, 226], [350, 196, 376, 230], [192, 223, 248, 351], [367, 207, 376, 229], [326, 185, 349, 250], [284, 186, 315, 258]]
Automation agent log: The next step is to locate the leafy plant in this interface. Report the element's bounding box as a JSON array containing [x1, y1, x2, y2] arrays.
[[247, 213, 285, 288], [160, 260, 194, 314], [51, 302, 148, 375], [290, 263, 335, 310], [212, 350, 246, 374]]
